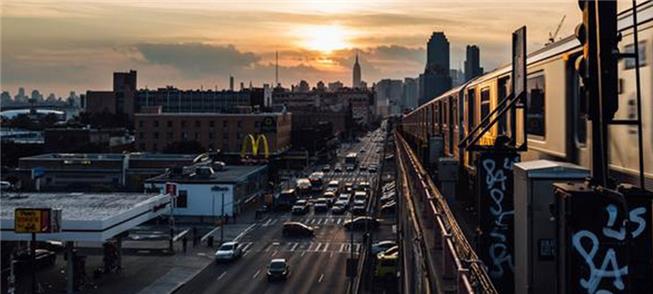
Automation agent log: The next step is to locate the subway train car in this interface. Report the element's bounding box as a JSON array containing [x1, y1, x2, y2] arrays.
[[401, 1, 653, 190]]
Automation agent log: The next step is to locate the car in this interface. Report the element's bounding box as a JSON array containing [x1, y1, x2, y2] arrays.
[[282, 222, 314, 237], [359, 165, 367, 171], [368, 165, 378, 173], [338, 193, 351, 204], [215, 241, 242, 262], [371, 241, 397, 255], [343, 216, 380, 230], [380, 201, 396, 215], [353, 191, 367, 204], [334, 165, 343, 172], [11, 249, 56, 273], [377, 245, 399, 258], [322, 165, 331, 172], [375, 254, 398, 280], [380, 193, 395, 204], [359, 181, 371, 191], [346, 165, 356, 172], [314, 198, 329, 212], [360, 149, 366, 153], [351, 204, 367, 215], [331, 203, 347, 214], [291, 200, 309, 215], [267, 258, 290, 281]]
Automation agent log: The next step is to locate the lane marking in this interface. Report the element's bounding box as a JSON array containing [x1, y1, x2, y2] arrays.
[[301, 250, 307, 256], [322, 243, 329, 252], [339, 243, 346, 252], [318, 274, 325, 283], [271, 250, 278, 256], [217, 272, 227, 280], [330, 252, 334, 258], [253, 269, 261, 279], [290, 242, 299, 251]]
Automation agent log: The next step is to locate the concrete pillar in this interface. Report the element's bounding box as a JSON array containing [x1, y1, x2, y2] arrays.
[[66, 242, 74, 294], [116, 237, 123, 270]]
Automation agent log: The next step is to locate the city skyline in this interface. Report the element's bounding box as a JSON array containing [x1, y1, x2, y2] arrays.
[[3, 1, 634, 97]]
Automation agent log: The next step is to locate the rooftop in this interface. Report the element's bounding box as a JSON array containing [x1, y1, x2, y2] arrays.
[[146, 164, 267, 184], [0, 192, 170, 241], [21, 152, 198, 161]]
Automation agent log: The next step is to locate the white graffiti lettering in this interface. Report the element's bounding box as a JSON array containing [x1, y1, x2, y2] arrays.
[[572, 230, 628, 294], [482, 156, 518, 279], [629, 207, 646, 238]]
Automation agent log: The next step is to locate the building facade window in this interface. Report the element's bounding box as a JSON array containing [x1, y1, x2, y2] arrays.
[[176, 190, 188, 208], [167, 120, 173, 127], [195, 120, 201, 127], [154, 120, 159, 127]]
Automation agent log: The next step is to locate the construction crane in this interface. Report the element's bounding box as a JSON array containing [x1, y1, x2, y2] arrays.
[[547, 15, 566, 45]]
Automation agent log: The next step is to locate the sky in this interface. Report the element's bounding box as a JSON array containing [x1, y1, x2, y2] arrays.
[[0, 0, 635, 97]]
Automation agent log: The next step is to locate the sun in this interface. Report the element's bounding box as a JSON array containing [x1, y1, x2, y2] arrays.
[[301, 25, 349, 52]]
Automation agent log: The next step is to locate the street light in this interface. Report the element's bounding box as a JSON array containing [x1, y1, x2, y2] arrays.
[[211, 185, 230, 244]]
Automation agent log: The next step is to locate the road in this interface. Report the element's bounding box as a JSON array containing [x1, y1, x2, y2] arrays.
[[178, 128, 387, 294]]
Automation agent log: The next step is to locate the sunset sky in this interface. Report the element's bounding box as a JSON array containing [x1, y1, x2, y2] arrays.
[[0, 0, 634, 97]]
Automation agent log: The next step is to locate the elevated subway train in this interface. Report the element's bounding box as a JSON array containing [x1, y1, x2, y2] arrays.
[[400, 1, 653, 190]]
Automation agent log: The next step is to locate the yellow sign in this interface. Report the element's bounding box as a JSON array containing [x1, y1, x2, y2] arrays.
[[15, 208, 46, 233], [240, 134, 270, 159]]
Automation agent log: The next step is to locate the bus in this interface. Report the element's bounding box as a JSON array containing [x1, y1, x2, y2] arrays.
[[345, 153, 358, 171], [308, 172, 325, 192]]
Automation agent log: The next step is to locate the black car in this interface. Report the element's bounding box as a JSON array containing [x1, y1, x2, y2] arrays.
[[12, 249, 56, 273], [282, 222, 314, 237], [380, 201, 396, 215], [267, 258, 289, 281], [343, 217, 381, 231]]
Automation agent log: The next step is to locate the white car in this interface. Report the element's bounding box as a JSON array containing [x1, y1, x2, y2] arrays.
[[215, 241, 242, 262]]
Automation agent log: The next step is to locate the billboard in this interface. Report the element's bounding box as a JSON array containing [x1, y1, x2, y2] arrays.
[[241, 134, 270, 159], [14, 208, 62, 234]]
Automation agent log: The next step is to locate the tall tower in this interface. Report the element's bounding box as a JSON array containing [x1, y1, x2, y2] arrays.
[[352, 51, 361, 89]]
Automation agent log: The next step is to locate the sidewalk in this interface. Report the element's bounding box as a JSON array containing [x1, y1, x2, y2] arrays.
[[12, 206, 266, 294]]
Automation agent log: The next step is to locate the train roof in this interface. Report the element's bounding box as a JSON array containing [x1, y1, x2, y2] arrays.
[[405, 0, 653, 118]]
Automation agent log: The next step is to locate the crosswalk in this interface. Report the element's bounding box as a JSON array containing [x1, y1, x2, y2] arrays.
[[260, 216, 351, 227], [236, 241, 361, 255]]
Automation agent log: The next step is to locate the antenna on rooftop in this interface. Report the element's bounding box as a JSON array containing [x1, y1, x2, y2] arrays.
[[275, 50, 279, 87]]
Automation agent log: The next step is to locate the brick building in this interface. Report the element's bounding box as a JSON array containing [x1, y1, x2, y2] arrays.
[[134, 112, 292, 156]]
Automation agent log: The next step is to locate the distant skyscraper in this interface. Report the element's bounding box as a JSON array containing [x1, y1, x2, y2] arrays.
[[229, 75, 234, 91], [402, 77, 419, 110], [420, 32, 452, 106], [450, 69, 464, 87], [352, 52, 361, 88], [328, 81, 344, 92], [464, 45, 483, 81], [376, 79, 403, 115]]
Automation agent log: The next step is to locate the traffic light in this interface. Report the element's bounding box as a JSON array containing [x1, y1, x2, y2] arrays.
[[575, 0, 619, 122]]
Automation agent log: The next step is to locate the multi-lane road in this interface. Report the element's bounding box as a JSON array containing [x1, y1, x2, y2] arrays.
[[178, 128, 387, 294]]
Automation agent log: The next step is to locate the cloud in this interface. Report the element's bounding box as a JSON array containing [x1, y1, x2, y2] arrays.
[[135, 43, 259, 78]]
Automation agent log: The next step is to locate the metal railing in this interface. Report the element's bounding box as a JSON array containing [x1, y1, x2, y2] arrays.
[[396, 131, 498, 294]]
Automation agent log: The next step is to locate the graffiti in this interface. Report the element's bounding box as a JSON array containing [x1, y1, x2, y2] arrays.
[[481, 155, 519, 279], [573, 205, 647, 294]]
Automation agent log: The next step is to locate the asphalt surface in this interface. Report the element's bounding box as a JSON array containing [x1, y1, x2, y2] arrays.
[[178, 128, 387, 294]]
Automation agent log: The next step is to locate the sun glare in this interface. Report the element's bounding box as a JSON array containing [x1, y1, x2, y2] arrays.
[[302, 25, 349, 52]]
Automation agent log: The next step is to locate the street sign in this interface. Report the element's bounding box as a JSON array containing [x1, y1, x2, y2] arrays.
[[14, 208, 62, 233], [211, 185, 229, 192]]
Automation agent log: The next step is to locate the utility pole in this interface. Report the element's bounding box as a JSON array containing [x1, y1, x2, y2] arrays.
[[220, 192, 225, 244]]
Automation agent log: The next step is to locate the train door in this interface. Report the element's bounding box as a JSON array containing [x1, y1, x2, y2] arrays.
[[451, 96, 459, 158], [567, 52, 590, 167], [498, 76, 510, 136], [466, 88, 477, 169]]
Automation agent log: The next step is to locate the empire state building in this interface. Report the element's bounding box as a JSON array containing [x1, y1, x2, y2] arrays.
[[352, 52, 361, 88]]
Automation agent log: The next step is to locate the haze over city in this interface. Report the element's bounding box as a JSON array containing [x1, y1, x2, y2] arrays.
[[2, 0, 585, 96]]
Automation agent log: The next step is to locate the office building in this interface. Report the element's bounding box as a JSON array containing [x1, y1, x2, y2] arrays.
[[465, 45, 483, 81], [420, 32, 452, 105]]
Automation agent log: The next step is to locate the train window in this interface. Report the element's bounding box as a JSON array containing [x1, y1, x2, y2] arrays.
[[623, 41, 647, 70], [451, 97, 458, 129], [498, 77, 510, 134], [467, 89, 476, 129], [527, 72, 546, 137], [480, 87, 491, 127]]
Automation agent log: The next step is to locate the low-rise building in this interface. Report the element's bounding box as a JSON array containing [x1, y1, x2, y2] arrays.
[[15, 153, 197, 191], [133, 112, 292, 157], [145, 162, 268, 219]]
